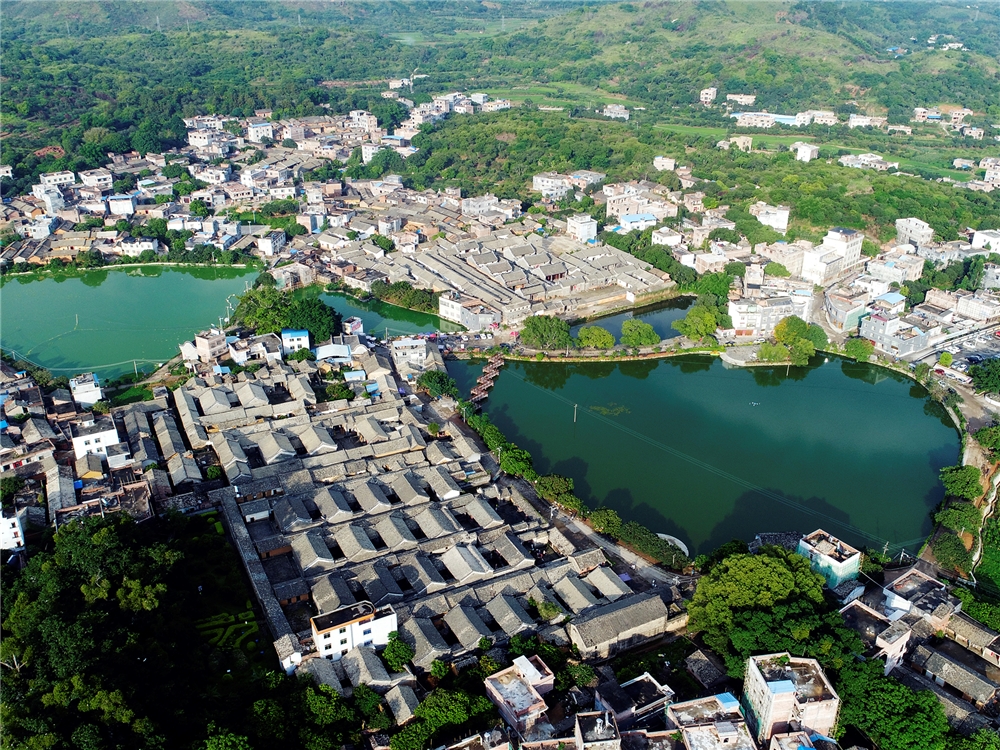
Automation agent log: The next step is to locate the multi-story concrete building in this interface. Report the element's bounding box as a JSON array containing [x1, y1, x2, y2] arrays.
[[311, 601, 398, 660], [439, 292, 501, 332], [69, 373, 104, 408], [70, 415, 121, 460], [195, 329, 228, 363], [791, 142, 820, 162], [653, 156, 676, 172], [729, 294, 810, 339], [39, 170, 75, 187], [567, 214, 599, 244], [726, 93, 756, 106], [0, 508, 25, 552], [742, 653, 840, 744], [748, 202, 790, 234], [699, 87, 717, 104], [797, 529, 861, 589], [896, 217, 934, 247], [532, 173, 573, 200], [79, 168, 113, 190], [865, 251, 924, 284], [484, 655, 555, 738], [602, 104, 630, 121], [859, 312, 937, 356]]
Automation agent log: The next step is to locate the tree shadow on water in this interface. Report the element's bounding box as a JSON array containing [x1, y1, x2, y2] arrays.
[[699, 487, 859, 556], [618, 359, 659, 380], [522, 361, 571, 392], [551, 456, 596, 509], [664, 356, 713, 374]]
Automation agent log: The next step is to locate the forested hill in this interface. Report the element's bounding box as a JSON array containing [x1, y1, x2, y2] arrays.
[[3, 0, 999, 193]]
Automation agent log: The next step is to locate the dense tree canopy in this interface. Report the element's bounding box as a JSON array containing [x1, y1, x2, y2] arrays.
[[619, 319, 660, 348], [233, 287, 341, 342], [576, 325, 615, 350], [519, 316, 573, 350], [687, 547, 860, 676]]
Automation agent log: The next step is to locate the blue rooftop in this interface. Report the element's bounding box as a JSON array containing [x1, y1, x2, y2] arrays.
[[877, 292, 906, 304], [715, 693, 740, 711], [767, 679, 796, 694]]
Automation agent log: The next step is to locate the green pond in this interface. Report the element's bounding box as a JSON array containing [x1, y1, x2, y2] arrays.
[[319, 291, 454, 337], [570, 296, 693, 342], [449, 356, 959, 555], [0, 269, 453, 378]]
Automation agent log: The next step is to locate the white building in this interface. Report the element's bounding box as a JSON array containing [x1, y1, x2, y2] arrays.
[[839, 153, 898, 171], [791, 142, 820, 162], [895, 217, 934, 247], [728, 294, 811, 339], [797, 529, 861, 589], [532, 172, 573, 199], [743, 653, 840, 743], [39, 170, 75, 187], [391, 337, 428, 368], [481, 99, 512, 112], [567, 214, 598, 243], [971, 229, 1000, 251], [726, 93, 756, 106], [0, 509, 25, 552], [258, 231, 287, 256], [246, 121, 274, 143], [651, 227, 683, 247], [281, 329, 311, 356], [69, 373, 104, 408], [653, 156, 676, 172], [361, 144, 384, 164], [618, 213, 657, 233], [736, 112, 776, 128], [748, 202, 790, 234], [699, 87, 717, 104], [865, 252, 924, 284], [602, 104, 630, 121], [108, 194, 137, 216], [70, 415, 121, 460], [79, 168, 113, 190], [848, 114, 887, 129], [312, 601, 398, 660]]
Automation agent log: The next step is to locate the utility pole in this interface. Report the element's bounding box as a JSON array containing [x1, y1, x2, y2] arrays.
[[133, 360, 138, 376], [156, 15, 161, 32], [187, 20, 191, 33], [573, 404, 578, 423]]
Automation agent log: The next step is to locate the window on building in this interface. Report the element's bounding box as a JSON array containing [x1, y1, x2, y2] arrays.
[[339, 627, 347, 633], [84, 440, 91, 446], [94, 438, 101, 444], [363, 640, 373, 647], [341, 649, 348, 656], [324, 633, 331, 639], [362, 628, 372, 635], [340, 638, 348, 645]]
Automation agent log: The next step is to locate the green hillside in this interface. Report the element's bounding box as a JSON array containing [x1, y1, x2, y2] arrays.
[[2, 0, 998, 194]]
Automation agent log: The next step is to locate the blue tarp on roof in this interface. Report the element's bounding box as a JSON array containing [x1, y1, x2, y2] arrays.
[[716, 693, 740, 711], [767, 679, 796, 694]]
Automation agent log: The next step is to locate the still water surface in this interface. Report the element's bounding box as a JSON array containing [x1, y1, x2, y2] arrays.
[[0, 271, 451, 377], [1, 267, 254, 376], [449, 356, 958, 555]]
